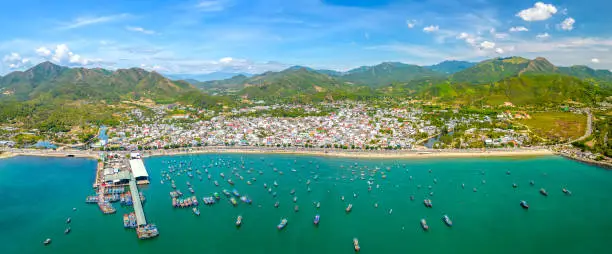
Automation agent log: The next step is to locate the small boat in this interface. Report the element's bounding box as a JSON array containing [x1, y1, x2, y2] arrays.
[[506, 170, 511, 175], [43, 238, 52, 245], [341, 196, 345, 201], [214, 181, 219, 186], [374, 203, 378, 208], [66, 217, 71, 224], [222, 189, 231, 197], [423, 199, 432, 208], [290, 189, 296, 195], [273, 181, 279, 187], [293, 196, 297, 203], [213, 192, 220, 200], [274, 201, 279, 208], [188, 187, 195, 194], [562, 188, 572, 195], [389, 209, 393, 214], [314, 214, 320, 225], [353, 238, 360, 252], [220, 173, 225, 178], [473, 188, 478, 192], [232, 189, 240, 197], [230, 197, 238, 206], [420, 219, 429, 231], [236, 215, 242, 227], [346, 204, 353, 213], [277, 218, 288, 230], [316, 202, 321, 209], [513, 183, 518, 188], [264, 183, 268, 188], [193, 208, 200, 216], [530, 180, 535, 186], [540, 188, 548, 196], [294, 205, 299, 212], [64, 227, 71, 234], [228, 179, 234, 185], [442, 215, 453, 227]]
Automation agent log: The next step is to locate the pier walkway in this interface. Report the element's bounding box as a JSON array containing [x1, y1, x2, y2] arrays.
[[129, 177, 147, 226]]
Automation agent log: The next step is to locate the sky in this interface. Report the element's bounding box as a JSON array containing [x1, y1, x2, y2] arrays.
[[1, 0, 611, 75]]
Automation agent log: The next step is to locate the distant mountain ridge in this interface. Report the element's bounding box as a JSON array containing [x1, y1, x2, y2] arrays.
[[165, 72, 254, 82], [0, 61, 198, 102]]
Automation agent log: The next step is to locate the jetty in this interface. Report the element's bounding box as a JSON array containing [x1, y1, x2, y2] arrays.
[[129, 178, 147, 226]]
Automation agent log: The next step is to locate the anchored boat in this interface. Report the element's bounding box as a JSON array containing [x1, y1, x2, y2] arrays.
[[346, 204, 353, 213], [442, 214, 453, 227], [236, 215, 242, 227], [314, 214, 320, 225], [421, 219, 429, 231], [520, 200, 529, 209], [277, 218, 288, 230], [353, 238, 360, 252]]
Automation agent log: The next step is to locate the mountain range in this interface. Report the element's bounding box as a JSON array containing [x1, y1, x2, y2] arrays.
[[165, 72, 254, 82], [1, 57, 611, 107]]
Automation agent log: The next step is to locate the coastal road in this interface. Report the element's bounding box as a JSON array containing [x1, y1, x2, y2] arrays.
[[567, 109, 593, 144]]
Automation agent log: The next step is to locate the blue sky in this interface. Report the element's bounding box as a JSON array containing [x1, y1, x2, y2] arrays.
[[1, 0, 611, 75]]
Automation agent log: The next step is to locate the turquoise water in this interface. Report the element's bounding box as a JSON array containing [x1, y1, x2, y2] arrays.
[[2, 155, 612, 254]]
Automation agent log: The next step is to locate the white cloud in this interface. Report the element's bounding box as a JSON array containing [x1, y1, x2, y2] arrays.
[[560, 17, 575, 31], [591, 58, 600, 63], [195, 0, 227, 12], [495, 33, 509, 39], [406, 20, 416, 29], [456, 32, 480, 46], [423, 25, 439, 33], [60, 13, 130, 29], [509, 26, 529, 32], [3, 52, 31, 69], [480, 41, 496, 49], [35, 47, 51, 57], [126, 26, 156, 35], [219, 57, 234, 64], [36, 44, 102, 66], [495, 48, 504, 54], [516, 2, 558, 21], [536, 32, 550, 39]]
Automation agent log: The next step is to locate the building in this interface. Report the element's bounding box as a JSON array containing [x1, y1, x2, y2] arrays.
[[129, 159, 150, 184]]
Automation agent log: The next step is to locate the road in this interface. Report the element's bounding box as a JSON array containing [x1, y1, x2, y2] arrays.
[[568, 109, 593, 144]]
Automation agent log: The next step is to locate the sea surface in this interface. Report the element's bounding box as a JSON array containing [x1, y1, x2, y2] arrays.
[[1, 154, 612, 254]]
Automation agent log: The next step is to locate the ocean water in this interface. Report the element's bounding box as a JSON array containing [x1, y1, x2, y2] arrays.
[[1, 155, 612, 254]]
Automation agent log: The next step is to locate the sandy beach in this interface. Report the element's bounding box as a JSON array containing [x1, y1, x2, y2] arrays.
[[0, 147, 554, 160]]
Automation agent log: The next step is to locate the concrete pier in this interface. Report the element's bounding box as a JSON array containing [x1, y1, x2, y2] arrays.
[[129, 177, 147, 226]]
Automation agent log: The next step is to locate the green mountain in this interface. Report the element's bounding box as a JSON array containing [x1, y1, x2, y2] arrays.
[[450, 57, 536, 84], [196, 74, 250, 91], [425, 60, 476, 74], [0, 61, 198, 102], [238, 67, 348, 101], [340, 62, 446, 86]]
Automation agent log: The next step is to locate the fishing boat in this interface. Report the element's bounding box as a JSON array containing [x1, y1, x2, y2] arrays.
[[290, 189, 296, 195], [442, 215, 453, 227], [353, 238, 360, 252], [188, 187, 195, 194], [316, 202, 321, 208], [562, 188, 572, 195], [294, 205, 299, 212], [277, 218, 288, 230], [220, 173, 225, 178], [236, 215, 242, 227], [314, 214, 320, 225], [346, 204, 353, 213], [64, 227, 71, 234], [420, 219, 429, 231], [214, 181, 219, 186], [513, 183, 518, 188], [43, 238, 52, 245], [293, 196, 297, 203], [424, 199, 433, 208], [222, 189, 231, 197], [192, 208, 200, 216], [123, 214, 130, 228], [273, 181, 279, 187], [230, 197, 238, 206], [520, 200, 529, 209], [240, 196, 252, 204], [186, 181, 191, 186], [274, 201, 279, 208], [264, 183, 268, 188], [213, 192, 220, 200], [66, 217, 71, 224], [540, 188, 548, 196], [228, 179, 235, 185], [232, 189, 240, 197], [136, 224, 159, 239]]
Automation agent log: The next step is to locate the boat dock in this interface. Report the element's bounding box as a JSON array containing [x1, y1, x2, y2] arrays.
[[129, 177, 147, 226]]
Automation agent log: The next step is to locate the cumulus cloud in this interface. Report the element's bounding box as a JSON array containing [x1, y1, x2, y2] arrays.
[[406, 20, 416, 29], [509, 26, 529, 32], [591, 58, 600, 63], [35, 44, 102, 66], [457, 32, 479, 46], [423, 25, 439, 33], [219, 57, 234, 64], [516, 2, 558, 21], [495, 48, 504, 54], [536, 32, 550, 39], [126, 26, 156, 35], [480, 41, 496, 49], [3, 53, 31, 69], [560, 17, 575, 31]]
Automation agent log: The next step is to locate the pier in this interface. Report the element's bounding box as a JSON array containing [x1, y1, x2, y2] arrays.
[[129, 177, 147, 226]]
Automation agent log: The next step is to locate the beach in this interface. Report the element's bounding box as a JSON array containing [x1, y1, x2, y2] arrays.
[[0, 147, 554, 160]]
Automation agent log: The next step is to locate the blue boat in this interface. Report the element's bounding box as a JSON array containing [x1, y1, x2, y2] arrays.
[[520, 200, 529, 209], [442, 214, 453, 227], [232, 189, 240, 197], [277, 218, 288, 230], [314, 215, 320, 225]]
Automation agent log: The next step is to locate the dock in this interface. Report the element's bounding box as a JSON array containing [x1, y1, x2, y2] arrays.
[[129, 177, 147, 226]]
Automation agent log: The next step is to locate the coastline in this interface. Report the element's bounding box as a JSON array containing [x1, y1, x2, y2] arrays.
[[1, 147, 555, 160]]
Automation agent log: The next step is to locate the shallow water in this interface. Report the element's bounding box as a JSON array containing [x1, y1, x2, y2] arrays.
[[1, 155, 612, 254]]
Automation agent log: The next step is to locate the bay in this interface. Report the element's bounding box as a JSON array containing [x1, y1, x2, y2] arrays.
[[1, 155, 612, 254]]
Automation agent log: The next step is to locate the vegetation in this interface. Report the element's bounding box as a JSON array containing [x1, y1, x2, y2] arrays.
[[519, 112, 587, 142]]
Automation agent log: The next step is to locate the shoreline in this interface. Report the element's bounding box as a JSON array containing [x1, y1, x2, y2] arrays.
[[0, 147, 554, 160]]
